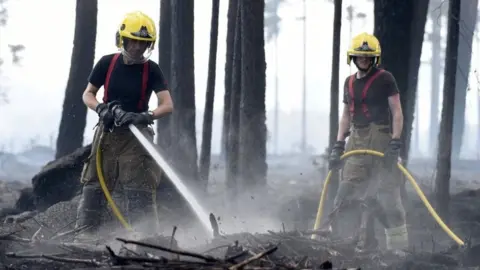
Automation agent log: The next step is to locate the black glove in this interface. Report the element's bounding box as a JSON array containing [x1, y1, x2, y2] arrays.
[[115, 112, 153, 127], [95, 103, 114, 131], [328, 141, 345, 171], [132, 112, 154, 125], [383, 138, 401, 169]]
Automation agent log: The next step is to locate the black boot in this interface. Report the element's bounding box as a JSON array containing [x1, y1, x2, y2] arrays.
[[74, 184, 106, 243]]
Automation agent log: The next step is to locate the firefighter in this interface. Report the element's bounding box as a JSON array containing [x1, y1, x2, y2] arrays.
[[74, 11, 173, 242], [328, 32, 408, 252]]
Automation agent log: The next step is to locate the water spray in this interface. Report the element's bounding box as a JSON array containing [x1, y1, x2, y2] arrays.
[[97, 102, 213, 238], [128, 124, 213, 238]]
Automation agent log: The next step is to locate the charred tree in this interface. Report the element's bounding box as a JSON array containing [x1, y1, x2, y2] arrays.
[[326, 0, 342, 218], [170, 0, 198, 184], [199, 0, 220, 187], [452, 0, 478, 159], [435, 0, 461, 220], [238, 0, 267, 190], [55, 0, 97, 158], [373, 0, 429, 163], [157, 0, 172, 153], [226, 0, 242, 198], [328, 0, 342, 150], [221, 0, 239, 160]]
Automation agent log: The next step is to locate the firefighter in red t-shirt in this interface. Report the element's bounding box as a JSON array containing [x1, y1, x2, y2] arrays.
[[328, 32, 408, 253]]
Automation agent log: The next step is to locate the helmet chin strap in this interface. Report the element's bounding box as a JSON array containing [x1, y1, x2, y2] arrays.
[[355, 63, 372, 72], [353, 57, 376, 72], [121, 49, 147, 65]]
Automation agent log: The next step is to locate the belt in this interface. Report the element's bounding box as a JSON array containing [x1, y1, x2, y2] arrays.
[[352, 123, 370, 129], [351, 122, 391, 133]]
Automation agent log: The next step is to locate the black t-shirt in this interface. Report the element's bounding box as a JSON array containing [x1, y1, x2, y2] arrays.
[[342, 67, 399, 125], [89, 53, 169, 113]]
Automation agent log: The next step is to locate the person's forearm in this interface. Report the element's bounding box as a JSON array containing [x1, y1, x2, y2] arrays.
[[83, 92, 100, 111], [336, 114, 351, 141], [151, 103, 173, 119], [391, 112, 403, 139]]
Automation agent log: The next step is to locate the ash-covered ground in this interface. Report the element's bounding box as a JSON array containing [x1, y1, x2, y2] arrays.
[[1, 156, 480, 269]]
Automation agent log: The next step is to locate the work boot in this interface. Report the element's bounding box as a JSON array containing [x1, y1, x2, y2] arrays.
[[74, 185, 107, 243], [355, 228, 378, 253], [355, 211, 378, 253], [384, 224, 409, 256]]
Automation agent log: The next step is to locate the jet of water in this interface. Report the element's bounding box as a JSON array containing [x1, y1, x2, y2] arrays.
[[129, 124, 213, 238]]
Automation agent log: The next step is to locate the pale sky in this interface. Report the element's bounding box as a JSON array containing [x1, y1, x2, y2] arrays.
[[0, 0, 479, 156]]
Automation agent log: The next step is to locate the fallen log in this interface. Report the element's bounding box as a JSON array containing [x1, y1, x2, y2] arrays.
[[32, 144, 92, 211], [0, 187, 35, 218], [0, 145, 91, 223]]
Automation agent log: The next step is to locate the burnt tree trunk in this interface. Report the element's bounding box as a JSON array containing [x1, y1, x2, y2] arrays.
[[226, 0, 242, 199], [326, 0, 342, 220], [328, 0, 342, 150], [199, 0, 220, 187], [374, 0, 429, 163], [452, 0, 478, 159], [435, 0, 461, 220], [170, 0, 198, 184], [221, 0, 238, 160], [238, 0, 267, 190], [157, 0, 172, 153], [55, 0, 97, 158]]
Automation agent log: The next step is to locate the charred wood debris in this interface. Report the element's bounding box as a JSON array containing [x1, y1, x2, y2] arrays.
[[1, 147, 480, 269], [0, 212, 479, 270]]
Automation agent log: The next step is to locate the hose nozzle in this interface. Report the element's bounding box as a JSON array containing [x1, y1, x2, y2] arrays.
[[108, 101, 128, 127]]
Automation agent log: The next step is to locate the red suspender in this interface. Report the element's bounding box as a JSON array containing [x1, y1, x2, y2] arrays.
[[103, 53, 149, 111], [348, 69, 385, 119], [361, 69, 384, 118], [138, 62, 149, 110], [103, 53, 120, 103], [348, 74, 355, 116]]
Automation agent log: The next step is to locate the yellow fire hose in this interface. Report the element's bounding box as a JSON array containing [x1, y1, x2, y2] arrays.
[[95, 132, 158, 231], [311, 149, 465, 246]]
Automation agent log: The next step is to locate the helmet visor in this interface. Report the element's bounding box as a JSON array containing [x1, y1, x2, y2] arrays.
[[121, 37, 153, 64]]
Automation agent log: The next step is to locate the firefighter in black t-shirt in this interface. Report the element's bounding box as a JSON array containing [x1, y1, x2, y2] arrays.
[[328, 32, 408, 253], [74, 11, 173, 242]]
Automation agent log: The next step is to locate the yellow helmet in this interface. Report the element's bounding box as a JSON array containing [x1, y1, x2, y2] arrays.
[[347, 32, 381, 65], [115, 11, 157, 60]]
